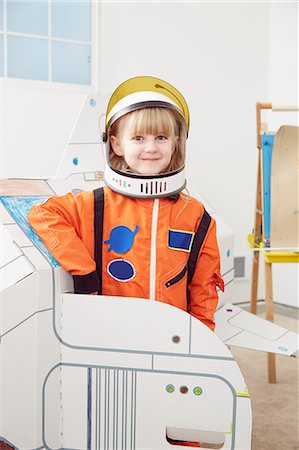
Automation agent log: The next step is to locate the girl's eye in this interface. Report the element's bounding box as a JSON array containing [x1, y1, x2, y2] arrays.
[[133, 136, 143, 141], [157, 135, 168, 140]]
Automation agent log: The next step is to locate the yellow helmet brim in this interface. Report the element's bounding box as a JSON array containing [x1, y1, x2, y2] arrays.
[[106, 76, 190, 134]]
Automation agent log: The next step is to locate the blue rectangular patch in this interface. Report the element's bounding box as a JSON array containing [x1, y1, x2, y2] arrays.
[[168, 229, 194, 252]]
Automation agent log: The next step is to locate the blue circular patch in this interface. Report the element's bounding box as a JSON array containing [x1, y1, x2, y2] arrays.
[[73, 157, 79, 166], [104, 225, 139, 254], [107, 259, 135, 282], [90, 98, 96, 107]]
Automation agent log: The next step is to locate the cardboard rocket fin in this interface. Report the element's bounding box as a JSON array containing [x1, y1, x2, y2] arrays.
[[54, 93, 109, 181]]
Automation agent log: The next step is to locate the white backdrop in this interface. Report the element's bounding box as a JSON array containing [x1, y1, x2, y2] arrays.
[[1, 2, 298, 307]]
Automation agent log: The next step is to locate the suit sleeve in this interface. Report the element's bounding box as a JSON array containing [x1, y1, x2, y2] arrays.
[[188, 218, 224, 331], [27, 191, 101, 294]]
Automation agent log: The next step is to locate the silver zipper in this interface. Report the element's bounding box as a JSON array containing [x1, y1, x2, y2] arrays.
[[150, 199, 159, 300]]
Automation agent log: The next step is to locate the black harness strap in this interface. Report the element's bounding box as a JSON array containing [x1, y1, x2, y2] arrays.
[[187, 209, 211, 284], [187, 209, 211, 309], [94, 187, 104, 295]]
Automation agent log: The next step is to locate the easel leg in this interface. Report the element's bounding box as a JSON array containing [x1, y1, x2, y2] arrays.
[[251, 250, 259, 314], [265, 260, 277, 383]]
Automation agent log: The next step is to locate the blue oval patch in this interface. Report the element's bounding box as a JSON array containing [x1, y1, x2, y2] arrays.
[[107, 259, 135, 282]]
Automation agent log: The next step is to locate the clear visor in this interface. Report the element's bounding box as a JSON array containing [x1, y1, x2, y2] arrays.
[[106, 107, 186, 177]]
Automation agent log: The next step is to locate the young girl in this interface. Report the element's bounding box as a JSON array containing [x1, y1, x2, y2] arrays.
[[28, 76, 223, 331]]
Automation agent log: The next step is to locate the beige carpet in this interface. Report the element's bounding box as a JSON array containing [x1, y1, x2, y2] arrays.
[[230, 313, 299, 450]]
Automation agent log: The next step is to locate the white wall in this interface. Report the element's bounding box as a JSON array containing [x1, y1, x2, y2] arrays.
[[268, 2, 298, 111], [1, 2, 297, 306]]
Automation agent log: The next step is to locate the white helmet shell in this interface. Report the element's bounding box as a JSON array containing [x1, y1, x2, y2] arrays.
[[103, 76, 189, 198]]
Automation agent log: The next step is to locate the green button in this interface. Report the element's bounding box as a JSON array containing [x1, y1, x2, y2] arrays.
[[193, 386, 202, 396], [166, 384, 175, 393]]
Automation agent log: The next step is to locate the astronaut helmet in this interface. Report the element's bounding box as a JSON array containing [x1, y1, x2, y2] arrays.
[[103, 76, 189, 198]]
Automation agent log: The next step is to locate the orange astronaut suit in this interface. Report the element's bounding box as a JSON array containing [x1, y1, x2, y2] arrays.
[[28, 186, 223, 331]]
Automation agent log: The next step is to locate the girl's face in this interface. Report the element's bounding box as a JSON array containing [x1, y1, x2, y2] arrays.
[[110, 121, 178, 175]]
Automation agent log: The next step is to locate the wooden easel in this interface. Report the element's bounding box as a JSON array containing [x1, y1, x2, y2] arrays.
[[250, 103, 299, 384]]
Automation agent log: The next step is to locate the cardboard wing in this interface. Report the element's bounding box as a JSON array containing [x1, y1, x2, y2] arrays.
[[215, 303, 298, 357]]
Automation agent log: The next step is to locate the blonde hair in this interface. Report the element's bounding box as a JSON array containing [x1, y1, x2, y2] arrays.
[[109, 107, 186, 173]]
